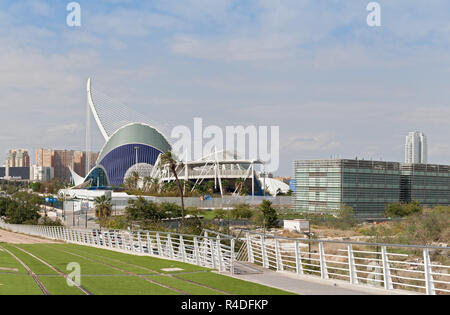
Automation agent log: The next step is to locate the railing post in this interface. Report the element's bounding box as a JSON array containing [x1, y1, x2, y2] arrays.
[[275, 238, 283, 271], [319, 242, 329, 279], [138, 232, 143, 253], [209, 237, 216, 269], [108, 231, 113, 248], [194, 237, 200, 266], [216, 236, 223, 272], [381, 246, 393, 290], [121, 231, 126, 250], [246, 232, 254, 263], [348, 244, 358, 285], [129, 232, 134, 252], [147, 232, 152, 255], [231, 238, 235, 275], [156, 233, 162, 256], [261, 235, 268, 268], [295, 241, 304, 275], [167, 234, 174, 258], [423, 248, 436, 295], [179, 235, 186, 262]]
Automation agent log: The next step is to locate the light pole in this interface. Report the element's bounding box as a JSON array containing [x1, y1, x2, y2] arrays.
[[134, 146, 139, 165]]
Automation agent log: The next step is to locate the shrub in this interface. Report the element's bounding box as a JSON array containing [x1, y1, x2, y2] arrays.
[[259, 200, 278, 228], [385, 201, 422, 218], [213, 209, 227, 220], [159, 202, 182, 218], [230, 204, 253, 220]]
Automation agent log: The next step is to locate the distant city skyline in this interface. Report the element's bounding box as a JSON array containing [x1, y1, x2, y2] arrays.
[[3, 149, 30, 168]]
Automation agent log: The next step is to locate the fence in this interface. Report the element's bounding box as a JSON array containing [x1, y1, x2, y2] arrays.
[[63, 196, 292, 211], [0, 222, 235, 273], [239, 230, 450, 295]]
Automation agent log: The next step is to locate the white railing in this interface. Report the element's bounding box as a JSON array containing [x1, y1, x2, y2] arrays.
[[0, 222, 234, 273], [241, 230, 450, 295]]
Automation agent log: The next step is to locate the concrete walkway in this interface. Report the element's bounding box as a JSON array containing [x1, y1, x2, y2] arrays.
[[227, 263, 416, 295]]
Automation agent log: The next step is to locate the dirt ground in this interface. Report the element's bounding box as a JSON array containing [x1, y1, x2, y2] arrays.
[[0, 229, 59, 244]]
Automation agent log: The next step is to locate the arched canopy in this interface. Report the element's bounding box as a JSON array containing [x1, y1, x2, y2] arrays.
[[86, 123, 172, 187]]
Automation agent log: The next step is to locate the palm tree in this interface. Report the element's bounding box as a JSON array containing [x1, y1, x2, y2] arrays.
[[143, 176, 152, 193], [150, 178, 160, 193], [159, 151, 185, 226], [124, 177, 136, 190], [94, 195, 112, 225], [131, 171, 140, 189], [235, 178, 245, 195]]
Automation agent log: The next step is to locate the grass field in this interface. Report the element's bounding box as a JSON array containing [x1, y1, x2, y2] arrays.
[[0, 242, 293, 295]]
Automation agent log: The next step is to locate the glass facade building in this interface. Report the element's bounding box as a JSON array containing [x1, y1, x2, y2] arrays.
[[400, 164, 450, 207], [293, 159, 400, 218]]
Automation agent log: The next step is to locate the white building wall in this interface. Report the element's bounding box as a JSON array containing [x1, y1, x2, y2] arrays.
[[30, 165, 54, 182]]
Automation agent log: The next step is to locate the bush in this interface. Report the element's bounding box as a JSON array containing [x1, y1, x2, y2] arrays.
[[4, 193, 42, 224], [230, 204, 253, 220], [385, 201, 422, 218], [126, 197, 163, 222], [213, 209, 227, 220], [102, 216, 128, 230], [159, 202, 182, 218], [397, 207, 449, 245], [259, 200, 278, 228]]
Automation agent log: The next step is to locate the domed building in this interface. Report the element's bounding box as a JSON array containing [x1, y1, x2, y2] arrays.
[[69, 79, 172, 188], [84, 123, 171, 187]]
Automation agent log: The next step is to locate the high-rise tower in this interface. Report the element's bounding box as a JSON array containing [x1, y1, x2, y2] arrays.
[[405, 131, 427, 164]]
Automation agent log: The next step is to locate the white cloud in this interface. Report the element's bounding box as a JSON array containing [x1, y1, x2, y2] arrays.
[[400, 107, 450, 124], [282, 132, 341, 152]]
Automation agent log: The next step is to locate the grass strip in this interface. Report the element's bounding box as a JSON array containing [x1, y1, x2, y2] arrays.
[[0, 273, 43, 295], [80, 276, 179, 295]]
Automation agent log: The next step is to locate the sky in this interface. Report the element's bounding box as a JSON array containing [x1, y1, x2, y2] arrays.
[[0, 0, 449, 175]]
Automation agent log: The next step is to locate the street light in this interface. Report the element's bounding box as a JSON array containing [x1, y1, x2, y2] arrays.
[[134, 146, 139, 165]]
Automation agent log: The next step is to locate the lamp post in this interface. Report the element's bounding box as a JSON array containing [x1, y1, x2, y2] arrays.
[[134, 146, 139, 165]]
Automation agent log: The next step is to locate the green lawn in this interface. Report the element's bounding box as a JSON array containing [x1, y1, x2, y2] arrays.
[[0, 273, 43, 295], [0, 242, 295, 295]]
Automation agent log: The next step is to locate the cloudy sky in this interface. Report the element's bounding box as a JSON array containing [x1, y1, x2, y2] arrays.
[[0, 0, 449, 175]]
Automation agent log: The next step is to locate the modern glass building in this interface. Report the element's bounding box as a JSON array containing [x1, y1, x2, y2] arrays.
[[293, 159, 401, 218], [85, 123, 172, 187], [400, 163, 450, 207]]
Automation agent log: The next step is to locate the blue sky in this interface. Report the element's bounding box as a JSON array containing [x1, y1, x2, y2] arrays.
[[0, 0, 449, 175]]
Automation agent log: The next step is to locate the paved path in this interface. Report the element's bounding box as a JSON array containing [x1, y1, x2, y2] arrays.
[[0, 229, 58, 244], [229, 263, 415, 295]]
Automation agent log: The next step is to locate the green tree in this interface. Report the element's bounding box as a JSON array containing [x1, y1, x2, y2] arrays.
[[5, 194, 41, 224], [126, 197, 163, 222], [159, 202, 181, 218], [259, 200, 278, 228], [124, 177, 136, 190], [336, 204, 358, 229], [0, 197, 14, 216], [385, 201, 422, 218], [94, 195, 112, 223], [231, 204, 253, 220], [159, 151, 185, 226], [213, 209, 226, 220]]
